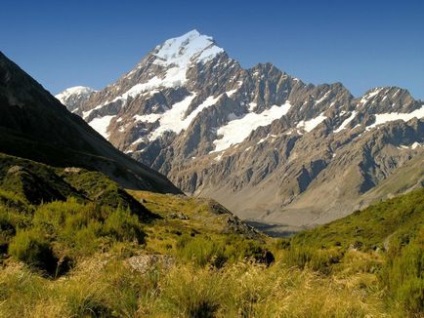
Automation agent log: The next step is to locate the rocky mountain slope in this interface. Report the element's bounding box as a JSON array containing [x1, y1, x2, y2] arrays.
[[0, 51, 180, 194], [58, 30, 424, 230]]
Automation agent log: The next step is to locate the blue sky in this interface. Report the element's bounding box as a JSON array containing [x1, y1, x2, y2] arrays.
[[1, 0, 423, 99]]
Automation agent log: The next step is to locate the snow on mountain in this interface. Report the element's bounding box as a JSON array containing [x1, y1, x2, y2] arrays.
[[152, 29, 224, 67], [89, 115, 116, 139], [296, 113, 327, 133], [140, 93, 198, 140], [147, 30, 224, 89], [333, 111, 357, 133], [359, 87, 384, 105], [55, 86, 96, 112], [398, 142, 423, 150], [212, 102, 292, 152], [367, 104, 424, 130], [56, 86, 95, 104]]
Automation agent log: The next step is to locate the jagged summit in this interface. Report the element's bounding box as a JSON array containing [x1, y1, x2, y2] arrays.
[[151, 29, 224, 67], [118, 30, 227, 91]]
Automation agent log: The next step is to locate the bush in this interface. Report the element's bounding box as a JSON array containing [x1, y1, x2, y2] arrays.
[[382, 229, 424, 315], [0, 188, 29, 211], [283, 246, 342, 274], [176, 235, 227, 268], [240, 240, 275, 266], [0, 212, 15, 255], [8, 229, 57, 276], [103, 208, 145, 244], [0, 211, 16, 239], [32, 200, 145, 256]]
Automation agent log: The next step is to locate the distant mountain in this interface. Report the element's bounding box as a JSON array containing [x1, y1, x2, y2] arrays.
[[55, 86, 96, 112], [59, 30, 424, 230], [0, 51, 181, 194]]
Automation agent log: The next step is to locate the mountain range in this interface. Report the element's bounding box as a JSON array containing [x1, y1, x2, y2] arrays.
[[57, 30, 424, 232]]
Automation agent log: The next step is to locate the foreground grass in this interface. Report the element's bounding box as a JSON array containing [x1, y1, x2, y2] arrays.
[[0, 188, 390, 317], [1, 153, 423, 317], [0, 255, 387, 318]]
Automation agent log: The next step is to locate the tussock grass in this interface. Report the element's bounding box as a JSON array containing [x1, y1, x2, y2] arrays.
[[0, 256, 388, 317]]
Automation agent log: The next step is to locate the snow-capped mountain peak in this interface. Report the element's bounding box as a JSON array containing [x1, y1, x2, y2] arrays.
[[55, 86, 96, 111], [152, 29, 224, 67], [56, 86, 95, 102], [77, 30, 229, 121]]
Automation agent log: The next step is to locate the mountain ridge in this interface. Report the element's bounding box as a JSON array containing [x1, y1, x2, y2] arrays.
[[57, 30, 424, 230], [0, 51, 181, 194]]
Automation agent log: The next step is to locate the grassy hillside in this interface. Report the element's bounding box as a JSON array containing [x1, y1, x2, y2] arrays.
[[280, 188, 424, 316], [1, 152, 424, 317], [289, 188, 424, 251]]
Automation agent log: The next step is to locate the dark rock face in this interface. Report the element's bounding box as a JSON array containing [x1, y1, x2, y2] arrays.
[[58, 30, 424, 228]]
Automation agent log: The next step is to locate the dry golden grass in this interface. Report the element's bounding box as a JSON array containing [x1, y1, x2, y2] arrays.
[[0, 255, 389, 318]]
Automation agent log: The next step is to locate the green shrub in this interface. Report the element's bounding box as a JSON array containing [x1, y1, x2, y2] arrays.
[[8, 229, 57, 276], [284, 246, 311, 269], [0, 188, 29, 211], [239, 240, 274, 265], [0, 212, 15, 238], [0, 212, 15, 256], [382, 228, 424, 315], [70, 223, 103, 256], [396, 278, 424, 315], [31, 199, 147, 257], [176, 235, 227, 267], [34, 199, 81, 226], [103, 208, 145, 244], [283, 246, 342, 274]]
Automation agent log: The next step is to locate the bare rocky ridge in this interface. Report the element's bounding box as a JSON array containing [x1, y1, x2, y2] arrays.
[[58, 30, 424, 232]]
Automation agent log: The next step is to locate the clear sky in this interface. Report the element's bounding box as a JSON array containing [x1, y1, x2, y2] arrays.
[[1, 0, 423, 100]]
